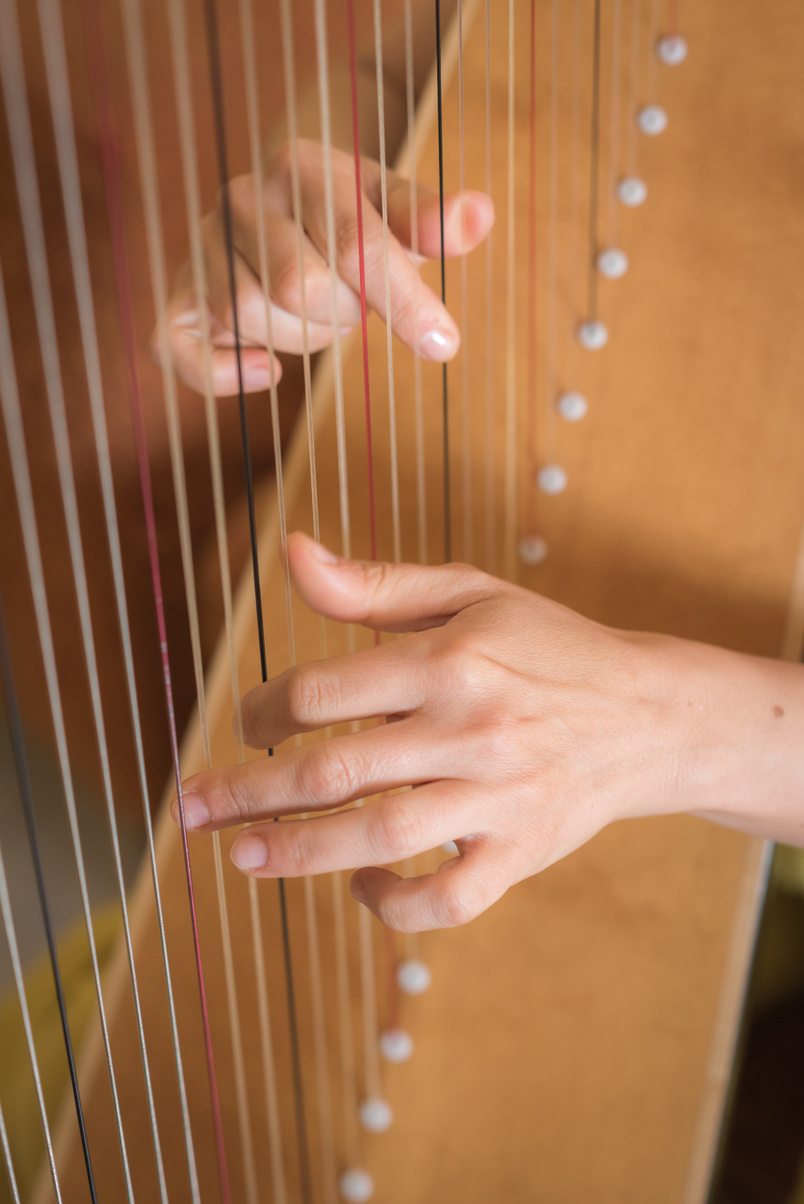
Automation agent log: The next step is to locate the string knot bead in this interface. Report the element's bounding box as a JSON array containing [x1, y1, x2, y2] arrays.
[[597, 248, 629, 279], [657, 35, 688, 65], [380, 1028, 415, 1063], [537, 466, 568, 496], [557, 391, 588, 422], [360, 1097, 393, 1133], [577, 320, 609, 350], [518, 535, 549, 566], [340, 1169, 375, 1202], [637, 104, 668, 136], [397, 958, 432, 995], [617, 176, 648, 207]]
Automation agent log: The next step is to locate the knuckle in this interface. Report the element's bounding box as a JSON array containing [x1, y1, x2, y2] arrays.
[[272, 256, 305, 314], [371, 800, 425, 861], [435, 880, 485, 929], [297, 743, 357, 806], [227, 174, 255, 222], [334, 216, 361, 279]]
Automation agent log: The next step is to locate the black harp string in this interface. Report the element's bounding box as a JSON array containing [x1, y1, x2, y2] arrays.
[[0, 593, 98, 1204], [198, 3, 313, 1201], [587, 0, 603, 321], [435, 0, 452, 563]]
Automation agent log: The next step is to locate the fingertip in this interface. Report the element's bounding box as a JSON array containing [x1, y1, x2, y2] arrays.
[[445, 192, 495, 254]]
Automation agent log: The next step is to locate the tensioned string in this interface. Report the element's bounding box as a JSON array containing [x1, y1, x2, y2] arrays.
[[457, 0, 473, 565], [564, 0, 583, 382], [607, 0, 624, 248], [405, 0, 428, 566], [484, 0, 496, 574], [587, 0, 603, 323], [627, 0, 642, 177], [79, 2, 232, 1193], [646, 0, 662, 103], [435, 0, 452, 563], [0, 1091, 21, 1204], [526, 0, 538, 534], [200, 4, 314, 1198], [0, 7, 137, 1195], [0, 592, 87, 1204], [504, 0, 517, 581]]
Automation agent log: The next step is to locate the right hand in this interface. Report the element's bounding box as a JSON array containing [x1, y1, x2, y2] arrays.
[[153, 139, 495, 397]]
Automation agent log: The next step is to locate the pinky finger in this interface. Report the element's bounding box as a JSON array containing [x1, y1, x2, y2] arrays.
[[350, 845, 509, 933]]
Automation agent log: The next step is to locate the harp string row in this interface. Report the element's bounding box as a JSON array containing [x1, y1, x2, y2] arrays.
[[0, 595, 74, 1204], [0, 4, 143, 1195]]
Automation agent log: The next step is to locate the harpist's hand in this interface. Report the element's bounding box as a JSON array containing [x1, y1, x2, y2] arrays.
[[173, 533, 804, 930], [152, 141, 493, 397]]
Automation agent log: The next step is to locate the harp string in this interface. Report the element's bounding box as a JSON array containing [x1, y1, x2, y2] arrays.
[[0, 594, 78, 1204], [545, 0, 559, 460], [0, 1089, 21, 1204], [564, 0, 583, 383], [434, 0, 451, 563], [606, 0, 624, 248], [310, 0, 370, 1173], [503, 0, 517, 582], [0, 4, 143, 1194], [405, 0, 428, 568], [587, 0, 603, 324], [484, 0, 495, 574], [457, 0, 473, 565], [646, 0, 662, 103], [627, 0, 642, 177], [526, 0, 538, 535], [372, 0, 403, 566]]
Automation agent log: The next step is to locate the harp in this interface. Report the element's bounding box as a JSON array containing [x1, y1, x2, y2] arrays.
[[1, 0, 803, 1202]]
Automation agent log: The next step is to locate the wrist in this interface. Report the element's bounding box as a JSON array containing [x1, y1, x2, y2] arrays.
[[630, 632, 804, 843]]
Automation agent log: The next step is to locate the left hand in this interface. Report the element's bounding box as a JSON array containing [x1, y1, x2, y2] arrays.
[[172, 532, 711, 931]]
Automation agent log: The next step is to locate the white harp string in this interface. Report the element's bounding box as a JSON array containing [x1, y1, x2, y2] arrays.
[[405, 0, 428, 567], [627, 0, 642, 176], [0, 1092, 21, 1204], [504, 0, 517, 581], [373, 0, 403, 566], [606, 0, 624, 248], [545, 0, 560, 461], [484, 0, 496, 575], [458, 0, 473, 565], [564, 0, 583, 383]]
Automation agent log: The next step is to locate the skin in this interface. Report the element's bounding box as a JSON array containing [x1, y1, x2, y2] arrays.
[[173, 533, 804, 933]]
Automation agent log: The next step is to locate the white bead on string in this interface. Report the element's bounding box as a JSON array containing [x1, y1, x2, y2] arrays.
[[340, 1169, 375, 1202], [597, 247, 629, 279], [518, 534, 548, 565], [557, 391, 588, 422], [537, 465, 567, 495], [657, 35, 688, 65], [397, 958, 432, 995], [380, 1028, 414, 1064], [577, 320, 609, 350], [617, 176, 648, 207], [359, 1097, 393, 1133], [637, 104, 668, 136]]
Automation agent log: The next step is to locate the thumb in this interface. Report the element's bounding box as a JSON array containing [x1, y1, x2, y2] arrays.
[[287, 531, 500, 632]]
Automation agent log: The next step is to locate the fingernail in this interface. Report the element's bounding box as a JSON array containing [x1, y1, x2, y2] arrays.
[[306, 536, 341, 565], [350, 873, 367, 902], [244, 365, 274, 389], [419, 327, 458, 361], [231, 834, 269, 871], [174, 792, 210, 831]]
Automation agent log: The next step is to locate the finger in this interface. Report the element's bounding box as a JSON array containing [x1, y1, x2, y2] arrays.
[[228, 176, 362, 328], [155, 283, 283, 397], [360, 160, 495, 260], [228, 782, 479, 877], [241, 640, 426, 749], [350, 843, 509, 932], [287, 530, 502, 631], [173, 717, 447, 830], [297, 148, 459, 361], [203, 214, 341, 357]]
